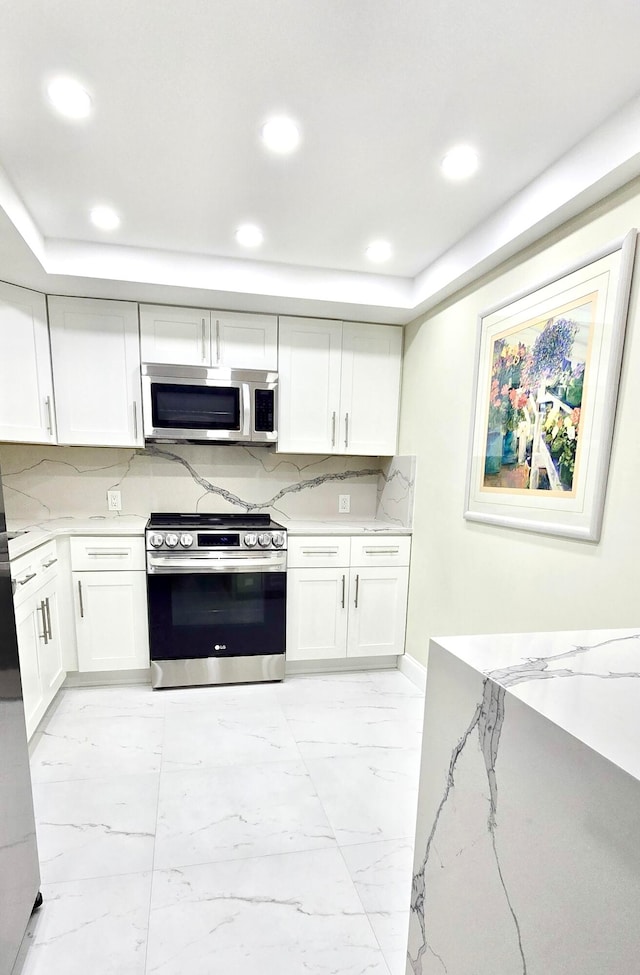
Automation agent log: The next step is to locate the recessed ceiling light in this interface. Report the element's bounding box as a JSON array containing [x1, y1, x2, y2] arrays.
[[261, 116, 300, 154], [47, 76, 92, 119], [365, 240, 392, 263], [441, 144, 479, 181], [90, 206, 120, 231], [235, 224, 264, 248]]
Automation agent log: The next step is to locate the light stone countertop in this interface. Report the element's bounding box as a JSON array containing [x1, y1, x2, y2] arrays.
[[431, 627, 640, 784], [6, 515, 411, 559]]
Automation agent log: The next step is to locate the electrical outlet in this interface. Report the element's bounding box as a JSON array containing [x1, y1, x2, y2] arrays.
[[338, 494, 351, 514], [107, 490, 122, 511]]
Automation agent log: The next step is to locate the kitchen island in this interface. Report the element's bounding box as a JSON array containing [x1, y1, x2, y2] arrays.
[[407, 627, 640, 975]]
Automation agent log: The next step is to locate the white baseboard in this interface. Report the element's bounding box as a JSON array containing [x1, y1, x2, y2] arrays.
[[285, 655, 398, 676], [397, 653, 426, 691], [63, 668, 151, 687]]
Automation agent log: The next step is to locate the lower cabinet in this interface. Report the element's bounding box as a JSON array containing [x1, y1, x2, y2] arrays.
[[70, 537, 149, 672], [12, 540, 65, 740], [286, 535, 411, 662]]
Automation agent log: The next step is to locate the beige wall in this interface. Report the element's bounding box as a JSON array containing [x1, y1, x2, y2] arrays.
[[399, 179, 640, 666]]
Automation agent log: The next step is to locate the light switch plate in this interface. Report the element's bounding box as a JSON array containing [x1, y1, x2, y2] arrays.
[[338, 494, 351, 513]]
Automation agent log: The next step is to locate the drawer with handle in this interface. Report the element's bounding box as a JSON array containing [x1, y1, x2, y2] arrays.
[[350, 536, 411, 567], [11, 539, 58, 605], [70, 536, 146, 572], [287, 536, 351, 569]]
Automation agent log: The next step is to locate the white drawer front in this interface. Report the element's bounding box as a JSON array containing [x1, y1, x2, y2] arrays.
[[350, 536, 411, 567], [12, 539, 58, 605], [287, 536, 351, 568], [70, 536, 146, 572]]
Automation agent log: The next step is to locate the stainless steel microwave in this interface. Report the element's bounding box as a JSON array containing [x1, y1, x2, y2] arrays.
[[141, 363, 277, 444]]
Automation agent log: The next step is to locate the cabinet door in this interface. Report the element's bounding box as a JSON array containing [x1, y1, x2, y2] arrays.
[[347, 565, 409, 657], [48, 297, 142, 447], [38, 583, 65, 698], [287, 567, 348, 661], [139, 305, 211, 365], [214, 312, 278, 370], [277, 317, 342, 453], [15, 599, 45, 740], [339, 322, 402, 456], [74, 571, 150, 672], [0, 282, 56, 443]]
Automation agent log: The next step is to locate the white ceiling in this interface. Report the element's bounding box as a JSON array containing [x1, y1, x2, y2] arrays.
[[2, 0, 640, 323]]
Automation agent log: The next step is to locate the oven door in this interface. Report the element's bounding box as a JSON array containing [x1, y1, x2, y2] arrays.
[[147, 568, 286, 661]]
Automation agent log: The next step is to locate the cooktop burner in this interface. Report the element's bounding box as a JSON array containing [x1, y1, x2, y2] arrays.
[[147, 512, 284, 531]]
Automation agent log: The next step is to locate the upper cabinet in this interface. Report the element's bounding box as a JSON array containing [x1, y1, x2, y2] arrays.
[[0, 283, 56, 444], [278, 317, 402, 455], [139, 305, 278, 371], [48, 297, 143, 448]]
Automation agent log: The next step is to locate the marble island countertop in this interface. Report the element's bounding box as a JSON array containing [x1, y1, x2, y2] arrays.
[[6, 515, 411, 558], [431, 626, 640, 785]]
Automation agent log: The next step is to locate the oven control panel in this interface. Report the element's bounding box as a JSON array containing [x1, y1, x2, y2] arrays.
[[147, 529, 286, 551]]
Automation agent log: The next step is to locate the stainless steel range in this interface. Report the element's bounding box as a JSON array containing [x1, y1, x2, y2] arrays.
[[145, 513, 287, 689]]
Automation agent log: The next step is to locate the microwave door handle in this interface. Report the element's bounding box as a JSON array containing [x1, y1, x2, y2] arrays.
[[242, 384, 251, 438]]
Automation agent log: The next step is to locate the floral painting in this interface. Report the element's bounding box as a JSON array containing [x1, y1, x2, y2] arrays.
[[482, 301, 592, 495], [465, 230, 636, 540]]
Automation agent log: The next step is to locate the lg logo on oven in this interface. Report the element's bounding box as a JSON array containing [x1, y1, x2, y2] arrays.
[[214, 644, 227, 651]]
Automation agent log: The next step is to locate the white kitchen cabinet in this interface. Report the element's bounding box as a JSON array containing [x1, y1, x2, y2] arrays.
[[140, 305, 278, 370], [0, 282, 56, 444], [48, 296, 143, 447], [12, 540, 65, 740], [277, 317, 402, 455], [70, 536, 149, 672], [286, 535, 410, 662]]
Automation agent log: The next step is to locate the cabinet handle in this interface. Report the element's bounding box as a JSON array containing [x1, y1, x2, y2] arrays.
[[42, 557, 58, 568], [301, 547, 339, 555], [331, 411, 336, 448], [86, 548, 129, 557], [344, 412, 349, 450], [201, 318, 206, 361], [78, 580, 84, 618], [354, 573, 359, 608], [17, 572, 37, 587], [133, 401, 138, 439], [45, 395, 54, 435], [45, 597, 53, 641], [216, 320, 221, 363], [363, 547, 400, 556], [341, 573, 346, 609], [39, 601, 48, 644]]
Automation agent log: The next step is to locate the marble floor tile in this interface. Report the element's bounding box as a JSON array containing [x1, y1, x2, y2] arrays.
[[275, 669, 423, 708], [14, 872, 152, 975], [162, 705, 300, 772], [146, 849, 391, 975], [160, 680, 281, 714], [155, 759, 335, 869], [33, 772, 159, 883], [306, 748, 422, 846], [29, 714, 164, 783], [55, 684, 166, 719], [284, 697, 424, 759]]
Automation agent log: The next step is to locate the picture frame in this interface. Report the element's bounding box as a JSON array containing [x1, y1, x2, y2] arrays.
[[464, 229, 637, 541]]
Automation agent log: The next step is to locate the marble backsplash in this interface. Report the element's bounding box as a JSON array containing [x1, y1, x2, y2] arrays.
[[0, 443, 415, 530]]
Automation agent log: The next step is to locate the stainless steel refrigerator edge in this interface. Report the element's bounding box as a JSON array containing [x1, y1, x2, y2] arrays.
[[0, 463, 40, 974]]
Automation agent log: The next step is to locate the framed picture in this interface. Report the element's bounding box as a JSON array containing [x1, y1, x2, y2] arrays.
[[464, 229, 637, 541]]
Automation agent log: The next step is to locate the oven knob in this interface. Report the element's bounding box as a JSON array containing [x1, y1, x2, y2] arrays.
[[244, 532, 258, 548], [165, 532, 179, 548], [272, 532, 285, 549], [180, 533, 194, 548], [258, 532, 272, 548], [149, 532, 164, 548]]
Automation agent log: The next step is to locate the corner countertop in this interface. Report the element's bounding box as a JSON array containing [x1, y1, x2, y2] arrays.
[[431, 627, 640, 785], [7, 516, 147, 559]]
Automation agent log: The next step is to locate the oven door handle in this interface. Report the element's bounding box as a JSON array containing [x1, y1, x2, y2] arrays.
[[147, 555, 287, 574]]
